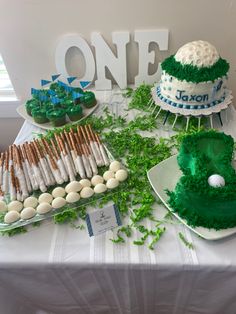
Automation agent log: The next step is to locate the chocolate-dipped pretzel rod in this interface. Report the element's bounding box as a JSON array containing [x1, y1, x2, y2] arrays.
[[9, 146, 16, 200], [33, 141, 55, 186], [60, 132, 76, 176], [83, 125, 103, 166], [13, 145, 29, 200], [74, 132, 92, 178], [76, 128, 93, 177], [12, 147, 22, 201], [3, 150, 9, 195], [63, 130, 79, 175], [68, 130, 86, 178], [78, 126, 98, 175], [35, 140, 56, 185], [88, 125, 109, 166], [0, 186, 4, 201], [21, 144, 39, 191], [40, 139, 64, 185], [30, 142, 48, 187], [50, 138, 68, 182], [25, 142, 47, 192], [94, 132, 110, 166], [55, 134, 75, 182], [18, 145, 32, 193], [0, 153, 5, 191]]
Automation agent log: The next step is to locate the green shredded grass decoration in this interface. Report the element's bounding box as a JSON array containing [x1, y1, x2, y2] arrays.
[[161, 55, 229, 83]]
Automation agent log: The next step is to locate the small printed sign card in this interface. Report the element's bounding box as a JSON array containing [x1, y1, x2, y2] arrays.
[[86, 203, 122, 237]]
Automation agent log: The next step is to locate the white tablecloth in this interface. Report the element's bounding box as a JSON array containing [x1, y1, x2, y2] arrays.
[[1, 89, 236, 314]]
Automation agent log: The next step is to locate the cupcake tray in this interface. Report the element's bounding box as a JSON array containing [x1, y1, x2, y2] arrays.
[[0, 146, 125, 233], [17, 102, 99, 130]]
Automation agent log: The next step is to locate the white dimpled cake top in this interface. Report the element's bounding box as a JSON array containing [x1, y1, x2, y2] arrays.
[[174, 40, 219, 67]]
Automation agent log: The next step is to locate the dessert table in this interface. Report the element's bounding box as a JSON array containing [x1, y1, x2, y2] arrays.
[[1, 88, 236, 314]]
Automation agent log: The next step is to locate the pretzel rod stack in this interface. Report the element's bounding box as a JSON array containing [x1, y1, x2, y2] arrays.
[[0, 125, 110, 201]]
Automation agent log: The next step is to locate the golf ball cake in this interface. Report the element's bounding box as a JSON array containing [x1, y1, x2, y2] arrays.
[[156, 40, 230, 112]]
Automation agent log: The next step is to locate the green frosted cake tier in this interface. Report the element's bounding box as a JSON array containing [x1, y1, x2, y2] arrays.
[[167, 131, 236, 230]]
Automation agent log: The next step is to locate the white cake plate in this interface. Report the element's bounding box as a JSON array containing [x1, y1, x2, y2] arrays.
[[150, 84, 233, 129], [151, 84, 233, 117], [17, 102, 99, 130], [147, 155, 236, 240]]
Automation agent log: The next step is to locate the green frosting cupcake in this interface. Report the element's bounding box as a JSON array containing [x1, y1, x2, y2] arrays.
[[80, 91, 97, 108], [73, 88, 84, 105], [46, 109, 66, 127], [67, 105, 83, 121], [25, 99, 40, 116], [32, 108, 49, 124], [62, 99, 74, 109]]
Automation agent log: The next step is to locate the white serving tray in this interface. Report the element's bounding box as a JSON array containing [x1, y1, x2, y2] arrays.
[[147, 155, 236, 240], [17, 102, 99, 130]]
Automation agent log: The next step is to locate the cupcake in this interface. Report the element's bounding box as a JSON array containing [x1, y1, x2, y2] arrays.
[[67, 105, 83, 121], [73, 88, 84, 105], [32, 108, 49, 124], [46, 109, 67, 127], [25, 99, 40, 116], [62, 99, 74, 109], [80, 91, 97, 108]]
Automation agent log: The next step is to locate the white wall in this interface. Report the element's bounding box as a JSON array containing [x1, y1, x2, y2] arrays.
[[0, 118, 23, 151], [0, 0, 236, 148]]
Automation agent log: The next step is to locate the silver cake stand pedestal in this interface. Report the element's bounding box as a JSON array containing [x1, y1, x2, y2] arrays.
[[150, 84, 233, 130]]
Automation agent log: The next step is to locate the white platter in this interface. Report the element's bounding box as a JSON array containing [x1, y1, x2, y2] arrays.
[[17, 102, 99, 130], [147, 155, 236, 240]]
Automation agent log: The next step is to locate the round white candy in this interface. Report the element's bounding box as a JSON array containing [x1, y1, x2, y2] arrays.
[[103, 170, 115, 181], [66, 192, 80, 203], [36, 203, 52, 214], [65, 181, 82, 193], [106, 178, 119, 189], [91, 175, 104, 186], [115, 169, 128, 182], [80, 187, 94, 199], [4, 211, 20, 224], [52, 197, 66, 209], [94, 183, 107, 194], [38, 193, 53, 204], [20, 207, 36, 220], [109, 160, 121, 172], [0, 200, 7, 213], [52, 187, 66, 198], [79, 179, 91, 188], [208, 174, 225, 187], [8, 200, 23, 212], [24, 196, 38, 208]]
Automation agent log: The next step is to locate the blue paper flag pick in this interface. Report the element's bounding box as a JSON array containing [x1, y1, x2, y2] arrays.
[[64, 85, 74, 93], [48, 89, 57, 96], [39, 94, 48, 101], [57, 80, 67, 88], [80, 81, 91, 89], [31, 88, 40, 96], [41, 79, 51, 87], [51, 97, 61, 105], [51, 74, 61, 81], [72, 91, 84, 100], [67, 76, 77, 84]]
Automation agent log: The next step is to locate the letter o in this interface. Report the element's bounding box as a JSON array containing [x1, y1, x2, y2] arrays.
[[196, 95, 203, 102], [55, 34, 95, 82]]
